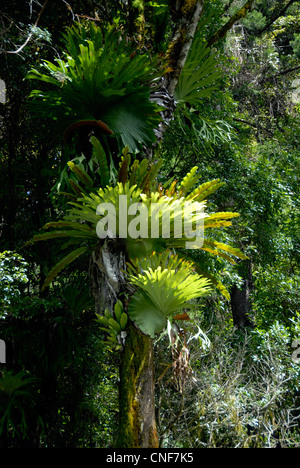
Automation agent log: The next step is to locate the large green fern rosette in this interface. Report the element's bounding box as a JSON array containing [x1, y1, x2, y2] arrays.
[[26, 23, 163, 153], [127, 254, 212, 339]]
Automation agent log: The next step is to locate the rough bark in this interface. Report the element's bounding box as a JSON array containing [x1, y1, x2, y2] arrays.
[[150, 0, 205, 148], [115, 323, 158, 448], [89, 238, 126, 315], [166, 0, 205, 97]]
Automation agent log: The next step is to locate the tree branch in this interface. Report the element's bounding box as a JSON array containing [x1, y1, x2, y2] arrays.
[[207, 0, 255, 47], [1, 0, 49, 55], [233, 117, 274, 136], [167, 0, 205, 97], [257, 0, 299, 35], [259, 65, 300, 84]]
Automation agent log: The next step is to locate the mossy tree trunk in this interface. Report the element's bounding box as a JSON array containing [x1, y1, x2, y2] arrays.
[[115, 323, 158, 448], [89, 240, 158, 448]]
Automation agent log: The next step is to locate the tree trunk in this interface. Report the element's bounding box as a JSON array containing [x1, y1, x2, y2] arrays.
[[87, 4, 207, 446], [89, 0, 239, 447], [207, 0, 255, 47], [150, 0, 205, 148], [89, 238, 126, 315], [115, 323, 158, 448], [230, 280, 253, 328], [230, 261, 253, 328], [89, 240, 158, 447]]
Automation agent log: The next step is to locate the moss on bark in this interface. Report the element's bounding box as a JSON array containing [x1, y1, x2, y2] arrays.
[[115, 323, 158, 448], [207, 0, 255, 46]]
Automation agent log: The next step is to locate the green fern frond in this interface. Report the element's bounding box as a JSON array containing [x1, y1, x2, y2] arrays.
[[175, 37, 223, 106], [43, 221, 95, 233], [59, 191, 78, 201], [145, 159, 163, 188], [31, 230, 79, 242], [118, 150, 131, 184], [210, 240, 248, 260], [135, 158, 149, 188], [129, 160, 140, 186], [204, 212, 240, 229], [202, 238, 248, 263], [68, 179, 86, 197], [67, 161, 93, 190], [32, 228, 96, 242], [187, 179, 225, 202], [41, 246, 88, 291], [91, 136, 110, 187], [139, 159, 163, 195], [178, 166, 200, 197], [200, 245, 237, 264], [165, 179, 178, 198]]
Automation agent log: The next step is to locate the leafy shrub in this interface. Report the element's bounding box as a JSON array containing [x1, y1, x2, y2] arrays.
[[0, 251, 29, 317], [156, 320, 300, 448], [242, 11, 267, 34], [0, 370, 41, 444], [291, 34, 300, 58], [251, 263, 299, 329]]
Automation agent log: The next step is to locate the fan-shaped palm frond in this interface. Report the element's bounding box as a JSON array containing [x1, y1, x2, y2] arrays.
[[52, 135, 114, 204]]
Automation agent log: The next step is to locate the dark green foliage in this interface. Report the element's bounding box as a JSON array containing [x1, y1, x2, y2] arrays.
[[26, 22, 164, 154], [0, 284, 118, 447]]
